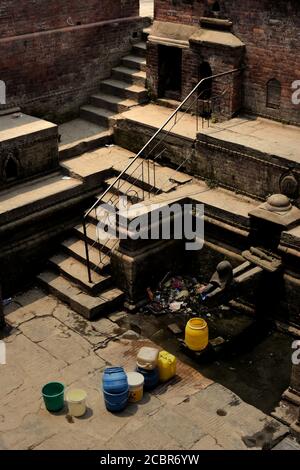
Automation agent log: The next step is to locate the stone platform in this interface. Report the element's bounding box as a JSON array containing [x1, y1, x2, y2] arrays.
[[114, 104, 300, 205], [0, 112, 58, 187], [0, 287, 289, 450], [201, 116, 300, 165]]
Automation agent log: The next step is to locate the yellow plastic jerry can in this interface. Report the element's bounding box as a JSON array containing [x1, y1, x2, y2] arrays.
[[158, 351, 177, 383]]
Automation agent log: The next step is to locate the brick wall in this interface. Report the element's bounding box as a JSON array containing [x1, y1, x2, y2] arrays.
[[0, 0, 139, 37], [195, 134, 300, 206], [147, 40, 244, 120], [0, 1, 144, 121], [154, 0, 206, 25], [151, 0, 300, 125]]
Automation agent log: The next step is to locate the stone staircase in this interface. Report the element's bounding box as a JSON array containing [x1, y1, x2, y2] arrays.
[[80, 41, 147, 128], [58, 35, 148, 160], [37, 175, 157, 320], [37, 143, 193, 320]]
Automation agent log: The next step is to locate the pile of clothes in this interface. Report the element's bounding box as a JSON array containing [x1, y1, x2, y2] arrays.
[[143, 273, 206, 316], [142, 262, 234, 317]]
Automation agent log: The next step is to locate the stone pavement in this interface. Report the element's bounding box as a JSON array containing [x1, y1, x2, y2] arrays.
[[140, 0, 154, 18], [201, 115, 300, 164], [0, 287, 289, 450]]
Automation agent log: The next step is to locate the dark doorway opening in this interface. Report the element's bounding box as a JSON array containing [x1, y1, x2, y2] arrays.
[[198, 61, 213, 100], [158, 45, 182, 100], [198, 61, 213, 118], [4, 157, 18, 181]]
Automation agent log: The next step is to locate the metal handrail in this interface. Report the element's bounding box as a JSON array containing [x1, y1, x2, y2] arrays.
[[83, 68, 242, 282]]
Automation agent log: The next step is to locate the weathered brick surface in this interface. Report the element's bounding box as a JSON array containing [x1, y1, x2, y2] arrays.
[[150, 0, 300, 125], [195, 135, 300, 205], [0, 125, 58, 188], [0, 0, 139, 37], [0, 1, 144, 120]]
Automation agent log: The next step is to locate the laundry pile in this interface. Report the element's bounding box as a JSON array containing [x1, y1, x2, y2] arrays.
[[142, 273, 209, 317]]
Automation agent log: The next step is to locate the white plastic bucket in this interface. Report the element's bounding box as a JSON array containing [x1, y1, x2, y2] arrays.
[[66, 389, 87, 417], [127, 372, 144, 403]]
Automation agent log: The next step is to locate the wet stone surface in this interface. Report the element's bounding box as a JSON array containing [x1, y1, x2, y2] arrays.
[[0, 285, 291, 450]]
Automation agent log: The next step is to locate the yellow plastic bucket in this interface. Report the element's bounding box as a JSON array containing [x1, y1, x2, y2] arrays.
[[66, 389, 87, 417], [158, 351, 177, 383], [127, 372, 144, 403], [185, 318, 209, 352]]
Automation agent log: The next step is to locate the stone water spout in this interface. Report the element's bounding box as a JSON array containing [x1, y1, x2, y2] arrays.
[[200, 194, 300, 311], [200, 258, 264, 307]]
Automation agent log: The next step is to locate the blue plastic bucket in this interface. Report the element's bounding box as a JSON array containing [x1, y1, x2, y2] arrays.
[[103, 388, 129, 412], [136, 367, 159, 391], [102, 367, 128, 394]]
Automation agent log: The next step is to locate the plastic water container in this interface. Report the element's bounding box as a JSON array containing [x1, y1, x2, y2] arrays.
[[42, 382, 65, 412], [185, 318, 209, 352], [127, 372, 144, 403], [103, 388, 129, 412], [66, 389, 87, 417], [158, 351, 177, 383], [136, 347, 159, 371], [136, 366, 159, 391], [102, 367, 128, 394]]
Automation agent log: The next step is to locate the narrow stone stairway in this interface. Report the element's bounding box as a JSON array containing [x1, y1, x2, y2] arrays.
[[37, 169, 158, 320], [37, 144, 193, 321], [81, 42, 147, 126], [59, 35, 148, 161]]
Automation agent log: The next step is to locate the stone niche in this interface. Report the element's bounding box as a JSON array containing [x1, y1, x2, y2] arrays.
[[0, 111, 58, 189]]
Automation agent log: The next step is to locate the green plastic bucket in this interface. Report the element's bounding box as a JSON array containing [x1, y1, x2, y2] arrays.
[[42, 382, 65, 412]]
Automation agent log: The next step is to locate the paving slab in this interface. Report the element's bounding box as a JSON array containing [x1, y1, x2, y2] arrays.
[[4, 303, 35, 327], [5, 287, 58, 317], [200, 115, 300, 165], [190, 434, 224, 450], [19, 316, 64, 343], [34, 430, 104, 451], [38, 329, 91, 365], [174, 383, 289, 450], [53, 302, 118, 346], [150, 405, 206, 448], [59, 119, 110, 149], [0, 113, 56, 143], [0, 172, 82, 217], [122, 104, 198, 140], [0, 289, 290, 451]]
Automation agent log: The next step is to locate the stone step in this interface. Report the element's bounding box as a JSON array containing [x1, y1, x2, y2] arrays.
[[0, 172, 83, 226], [121, 55, 147, 72], [100, 79, 148, 103], [49, 252, 112, 295], [38, 270, 124, 320], [61, 236, 111, 274], [105, 177, 145, 203], [74, 220, 118, 255], [80, 105, 116, 127], [90, 93, 137, 114], [100, 189, 134, 209], [112, 66, 147, 87], [58, 118, 113, 160], [59, 130, 112, 161], [132, 42, 147, 58]]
